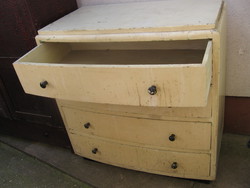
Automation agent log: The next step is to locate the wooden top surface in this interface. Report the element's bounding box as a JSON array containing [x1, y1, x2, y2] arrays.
[[38, 0, 223, 35]]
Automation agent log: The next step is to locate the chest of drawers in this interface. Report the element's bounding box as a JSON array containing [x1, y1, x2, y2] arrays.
[[13, 0, 226, 180]]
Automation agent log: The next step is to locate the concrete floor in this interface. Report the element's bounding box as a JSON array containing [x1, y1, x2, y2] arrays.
[[0, 142, 90, 188], [0, 133, 249, 188]]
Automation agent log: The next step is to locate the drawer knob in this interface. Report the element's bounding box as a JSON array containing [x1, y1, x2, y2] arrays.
[[148, 85, 157, 95], [40, 81, 48, 88], [84, 122, 91, 129], [169, 134, 176, 141], [171, 162, 178, 169], [92, 148, 98, 154]]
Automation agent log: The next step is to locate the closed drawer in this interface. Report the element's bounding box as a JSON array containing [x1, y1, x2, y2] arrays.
[[13, 40, 212, 107], [70, 134, 210, 179], [62, 107, 211, 151]]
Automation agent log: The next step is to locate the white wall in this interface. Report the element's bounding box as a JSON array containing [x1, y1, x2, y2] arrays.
[[225, 0, 250, 96], [76, 0, 250, 97]]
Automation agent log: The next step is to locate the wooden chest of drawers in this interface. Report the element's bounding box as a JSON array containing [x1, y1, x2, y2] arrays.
[[13, 0, 226, 180]]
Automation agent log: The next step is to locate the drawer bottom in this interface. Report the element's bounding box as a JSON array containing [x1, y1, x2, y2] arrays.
[[69, 134, 211, 179]]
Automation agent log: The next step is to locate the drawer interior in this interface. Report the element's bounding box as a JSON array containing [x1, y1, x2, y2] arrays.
[[20, 40, 210, 65]]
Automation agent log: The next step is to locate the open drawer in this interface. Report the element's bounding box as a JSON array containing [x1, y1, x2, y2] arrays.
[[13, 40, 212, 107]]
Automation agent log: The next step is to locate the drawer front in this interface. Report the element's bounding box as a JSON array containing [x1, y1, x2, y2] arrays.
[[57, 91, 212, 119], [62, 107, 211, 151], [13, 41, 212, 107], [70, 134, 210, 178]]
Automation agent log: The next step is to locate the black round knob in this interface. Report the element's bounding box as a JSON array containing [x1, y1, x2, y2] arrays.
[[84, 122, 91, 129], [40, 81, 48, 88], [171, 162, 178, 169], [92, 148, 98, 154], [169, 134, 176, 141], [148, 85, 157, 95]]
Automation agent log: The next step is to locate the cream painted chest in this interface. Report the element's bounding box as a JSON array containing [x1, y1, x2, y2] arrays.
[[13, 0, 226, 180]]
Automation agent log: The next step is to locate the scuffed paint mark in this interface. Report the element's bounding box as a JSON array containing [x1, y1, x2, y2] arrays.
[[135, 83, 141, 106], [163, 83, 167, 106], [238, 48, 244, 55]]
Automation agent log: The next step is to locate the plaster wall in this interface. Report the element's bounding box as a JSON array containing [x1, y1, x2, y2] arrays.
[[76, 0, 250, 97]]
